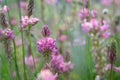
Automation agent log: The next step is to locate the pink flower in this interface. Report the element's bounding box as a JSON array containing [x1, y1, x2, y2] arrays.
[[100, 24, 109, 31], [101, 0, 112, 6], [102, 32, 111, 39], [78, 8, 89, 20], [21, 16, 39, 28], [106, 64, 120, 73], [45, 0, 58, 5], [91, 10, 97, 18], [10, 18, 18, 26], [3, 5, 9, 13], [50, 53, 73, 73], [90, 19, 99, 30], [114, 0, 120, 6], [81, 22, 92, 33], [0, 0, 2, 3], [58, 35, 67, 42], [100, 24, 111, 39], [20, 1, 28, 10], [66, 0, 72, 3], [37, 37, 57, 54], [1, 28, 14, 40], [37, 68, 58, 80], [25, 55, 39, 68]]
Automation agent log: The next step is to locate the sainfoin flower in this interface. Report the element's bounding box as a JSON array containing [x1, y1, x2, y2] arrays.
[[21, 16, 39, 28], [37, 37, 57, 54], [0, 28, 14, 40], [50, 53, 73, 73], [25, 55, 39, 68], [37, 68, 58, 80]]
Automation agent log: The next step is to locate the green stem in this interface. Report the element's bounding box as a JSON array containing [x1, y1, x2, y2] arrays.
[[4, 0, 21, 79], [16, 0, 27, 79], [110, 64, 113, 80], [28, 27, 36, 69]]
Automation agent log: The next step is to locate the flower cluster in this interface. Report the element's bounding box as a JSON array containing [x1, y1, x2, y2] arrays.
[[21, 16, 39, 28], [81, 19, 111, 39], [37, 37, 57, 54], [0, 28, 14, 40], [50, 52, 73, 73], [37, 25, 57, 54]]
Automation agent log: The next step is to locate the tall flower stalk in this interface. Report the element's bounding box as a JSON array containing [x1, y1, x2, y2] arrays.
[[16, 0, 27, 79], [4, 0, 21, 79]]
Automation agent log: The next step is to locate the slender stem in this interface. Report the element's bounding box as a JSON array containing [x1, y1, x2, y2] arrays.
[[28, 27, 36, 69], [4, 0, 21, 79], [110, 64, 113, 80], [13, 40, 21, 80], [40, 0, 45, 23], [16, 0, 27, 79]]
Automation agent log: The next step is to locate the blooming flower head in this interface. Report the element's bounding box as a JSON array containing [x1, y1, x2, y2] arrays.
[[37, 37, 57, 54], [50, 53, 73, 73], [37, 68, 58, 80], [25, 55, 39, 68], [0, 28, 14, 40], [21, 16, 39, 28]]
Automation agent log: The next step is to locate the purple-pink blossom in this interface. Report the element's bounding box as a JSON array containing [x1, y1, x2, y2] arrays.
[[78, 8, 89, 20], [37, 37, 57, 54], [3, 5, 9, 13], [50, 53, 73, 73], [0, 28, 14, 40], [21, 16, 39, 28]]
